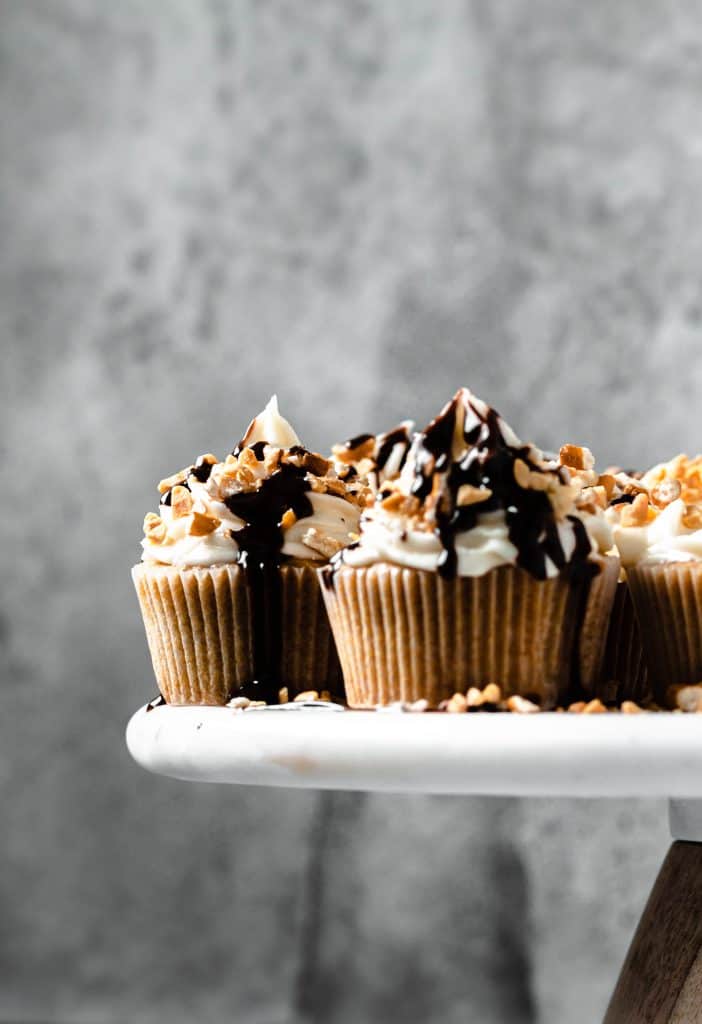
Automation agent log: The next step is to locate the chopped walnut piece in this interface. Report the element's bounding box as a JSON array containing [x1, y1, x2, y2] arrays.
[[650, 478, 682, 509], [302, 527, 345, 558], [598, 474, 616, 500], [294, 690, 319, 702], [143, 512, 167, 543], [332, 436, 376, 464], [227, 696, 251, 709], [238, 447, 260, 472], [408, 699, 429, 712], [171, 485, 194, 518], [281, 509, 297, 531], [302, 452, 331, 477], [446, 693, 468, 713], [582, 698, 607, 714], [559, 444, 594, 472], [619, 492, 649, 527], [506, 696, 540, 714], [381, 490, 407, 513], [674, 684, 702, 712], [188, 510, 221, 536], [158, 469, 189, 494], [322, 477, 349, 498], [456, 484, 493, 507], [466, 687, 484, 708], [278, 687, 289, 704], [482, 683, 502, 705], [621, 700, 643, 714], [682, 505, 702, 530]]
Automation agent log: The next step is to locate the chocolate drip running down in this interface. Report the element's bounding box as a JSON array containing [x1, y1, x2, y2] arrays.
[[221, 456, 315, 703], [158, 440, 334, 703], [410, 393, 597, 582]]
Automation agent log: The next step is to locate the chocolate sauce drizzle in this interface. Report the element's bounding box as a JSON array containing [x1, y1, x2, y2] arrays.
[[222, 458, 315, 703], [159, 443, 327, 702], [408, 393, 596, 582]]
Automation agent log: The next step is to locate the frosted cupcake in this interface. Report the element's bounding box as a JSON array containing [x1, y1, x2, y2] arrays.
[[320, 389, 620, 709], [133, 397, 365, 705], [610, 455, 702, 704]]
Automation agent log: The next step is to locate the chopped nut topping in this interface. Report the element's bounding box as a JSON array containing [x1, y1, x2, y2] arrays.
[[650, 478, 682, 509], [408, 699, 429, 712], [158, 469, 189, 494], [482, 683, 502, 705], [582, 698, 607, 714], [456, 484, 493, 507], [506, 695, 540, 714], [238, 447, 260, 472], [294, 690, 319, 702], [302, 452, 332, 477], [143, 512, 167, 543], [567, 701, 586, 713], [188, 510, 221, 536], [171, 485, 194, 518], [598, 474, 616, 500], [619, 492, 649, 527], [227, 696, 251, 709], [559, 444, 594, 472], [278, 687, 289, 704], [682, 505, 702, 530], [674, 684, 702, 712], [302, 527, 345, 558], [332, 436, 376, 464], [621, 700, 643, 714], [281, 509, 297, 531], [466, 687, 485, 708], [446, 693, 468, 713]]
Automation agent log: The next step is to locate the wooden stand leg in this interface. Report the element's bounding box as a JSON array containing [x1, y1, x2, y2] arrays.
[[604, 840, 702, 1023]]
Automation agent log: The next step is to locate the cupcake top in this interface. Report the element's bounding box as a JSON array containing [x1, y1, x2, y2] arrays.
[[609, 454, 702, 568], [330, 388, 614, 580], [141, 396, 363, 568]]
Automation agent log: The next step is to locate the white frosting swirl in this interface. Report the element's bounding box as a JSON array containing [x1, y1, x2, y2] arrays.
[[613, 498, 702, 568], [342, 507, 603, 578], [141, 398, 360, 568], [337, 388, 612, 579]]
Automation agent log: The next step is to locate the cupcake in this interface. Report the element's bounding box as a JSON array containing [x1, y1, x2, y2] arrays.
[[610, 455, 702, 705], [133, 397, 366, 705], [320, 389, 620, 709]]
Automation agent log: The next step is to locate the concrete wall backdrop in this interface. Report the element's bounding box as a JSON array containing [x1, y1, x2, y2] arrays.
[[2, 1, 698, 1021]]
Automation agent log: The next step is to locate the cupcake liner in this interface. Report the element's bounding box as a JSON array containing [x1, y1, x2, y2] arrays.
[[132, 562, 342, 705], [626, 562, 702, 705], [598, 580, 651, 705], [320, 556, 619, 709]]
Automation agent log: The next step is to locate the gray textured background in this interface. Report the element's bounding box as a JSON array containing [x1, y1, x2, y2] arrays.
[[2, 1, 697, 1021]]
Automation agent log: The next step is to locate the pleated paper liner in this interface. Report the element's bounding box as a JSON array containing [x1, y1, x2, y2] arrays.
[[598, 580, 651, 705], [132, 562, 342, 705], [320, 556, 620, 710], [627, 561, 702, 707]]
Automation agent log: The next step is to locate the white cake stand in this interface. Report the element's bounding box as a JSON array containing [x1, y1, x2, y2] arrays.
[[127, 703, 702, 1023]]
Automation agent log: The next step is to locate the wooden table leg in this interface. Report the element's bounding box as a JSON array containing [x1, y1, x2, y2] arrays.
[[604, 840, 702, 1023]]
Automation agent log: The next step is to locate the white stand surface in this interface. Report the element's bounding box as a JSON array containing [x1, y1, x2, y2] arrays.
[[126, 704, 702, 798]]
